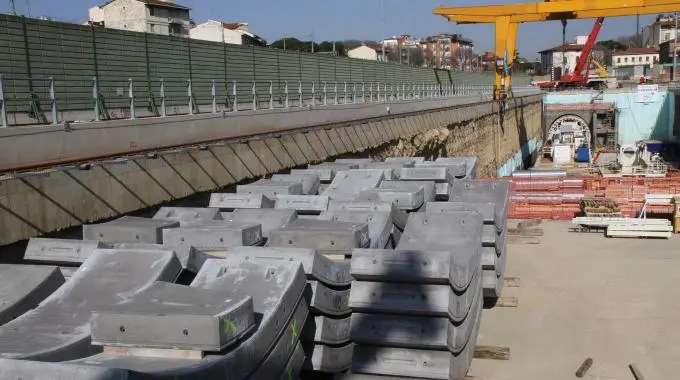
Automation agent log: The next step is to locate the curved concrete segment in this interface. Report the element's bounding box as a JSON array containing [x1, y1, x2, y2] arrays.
[[24, 238, 104, 264], [319, 210, 392, 249], [275, 195, 329, 213], [302, 343, 354, 373], [350, 248, 479, 293], [327, 201, 408, 231], [152, 207, 222, 226], [0, 265, 65, 326], [162, 221, 263, 249], [238, 179, 304, 197], [269, 219, 370, 254], [350, 284, 482, 354], [0, 359, 129, 380], [90, 282, 256, 352], [227, 246, 351, 287], [363, 163, 413, 180], [279, 342, 305, 380], [426, 201, 496, 225], [83, 217, 180, 244], [399, 167, 453, 184], [271, 174, 321, 195], [449, 180, 510, 224], [396, 213, 483, 253], [414, 161, 466, 178], [208, 193, 275, 210], [379, 180, 436, 204], [301, 315, 351, 345], [321, 170, 384, 201], [435, 157, 478, 179], [357, 187, 425, 211], [226, 209, 297, 239], [304, 281, 351, 317], [0, 249, 182, 361], [349, 271, 481, 323], [334, 158, 374, 169]]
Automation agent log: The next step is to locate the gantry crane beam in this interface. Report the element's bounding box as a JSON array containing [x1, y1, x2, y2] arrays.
[[433, 0, 680, 100]]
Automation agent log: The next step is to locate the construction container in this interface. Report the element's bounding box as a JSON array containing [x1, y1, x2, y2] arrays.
[[576, 146, 590, 163], [552, 144, 573, 164]]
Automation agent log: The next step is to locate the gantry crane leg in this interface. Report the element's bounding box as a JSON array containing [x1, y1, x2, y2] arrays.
[[506, 22, 518, 95], [494, 17, 518, 100]]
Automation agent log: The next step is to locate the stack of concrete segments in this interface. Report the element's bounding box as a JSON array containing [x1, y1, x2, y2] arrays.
[[334, 158, 375, 169], [380, 179, 436, 210], [321, 170, 385, 201], [269, 219, 370, 261], [228, 246, 354, 375], [225, 208, 297, 241], [83, 216, 180, 244], [448, 180, 510, 299], [275, 195, 330, 215], [208, 193, 276, 210], [435, 156, 478, 180], [347, 211, 484, 380], [0, 264, 65, 325], [162, 220, 264, 258], [237, 179, 304, 198], [152, 207, 223, 226], [271, 173, 321, 195], [327, 200, 408, 249]]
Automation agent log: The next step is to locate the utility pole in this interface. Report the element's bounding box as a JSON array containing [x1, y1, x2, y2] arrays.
[[674, 13, 678, 80], [9, 0, 16, 15], [381, 0, 385, 62]]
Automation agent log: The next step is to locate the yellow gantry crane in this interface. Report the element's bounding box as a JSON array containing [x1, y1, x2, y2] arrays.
[[434, 0, 680, 100]]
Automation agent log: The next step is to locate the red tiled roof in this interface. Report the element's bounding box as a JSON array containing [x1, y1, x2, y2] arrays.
[[223, 22, 246, 30], [139, 0, 190, 10], [612, 48, 658, 56]]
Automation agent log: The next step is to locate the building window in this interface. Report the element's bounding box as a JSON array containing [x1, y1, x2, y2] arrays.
[[638, 56, 642, 62], [149, 24, 155, 33], [149, 7, 156, 16], [617, 57, 621, 63], [624, 57, 628, 63], [646, 56, 650, 62], [665, 32, 671, 41], [169, 24, 182, 35]]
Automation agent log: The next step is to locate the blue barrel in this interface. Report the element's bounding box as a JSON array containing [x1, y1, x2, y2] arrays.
[[576, 146, 590, 162]]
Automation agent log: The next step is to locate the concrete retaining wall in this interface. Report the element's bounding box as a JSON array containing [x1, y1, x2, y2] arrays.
[[0, 94, 542, 248]]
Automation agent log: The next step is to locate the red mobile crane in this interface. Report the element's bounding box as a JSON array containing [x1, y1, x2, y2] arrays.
[[538, 17, 607, 90]]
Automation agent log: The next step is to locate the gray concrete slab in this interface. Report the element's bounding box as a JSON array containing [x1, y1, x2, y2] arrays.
[[380, 180, 436, 204], [350, 247, 479, 292], [269, 219, 370, 254], [396, 212, 483, 253], [350, 285, 481, 353], [227, 208, 297, 239], [227, 246, 351, 287], [449, 180, 510, 224], [0, 359, 129, 380], [208, 193, 275, 209], [390, 225, 402, 248], [327, 201, 408, 231], [364, 162, 414, 179], [83, 216, 180, 244], [24, 238, 105, 264], [280, 342, 305, 380], [271, 174, 321, 195], [357, 187, 424, 211], [162, 221, 263, 248], [305, 281, 351, 317], [321, 170, 384, 201], [306, 163, 358, 182], [237, 180, 303, 198], [414, 161, 466, 178], [483, 250, 506, 298], [0, 248, 181, 361], [290, 168, 336, 183], [482, 224, 498, 247], [275, 195, 329, 213], [302, 315, 352, 345], [91, 282, 255, 351], [319, 210, 391, 250], [0, 265, 65, 326], [245, 300, 308, 380], [399, 167, 453, 183], [435, 157, 478, 179], [349, 271, 481, 323], [334, 158, 374, 168], [481, 247, 497, 270], [152, 207, 222, 225], [303, 343, 354, 373], [385, 157, 425, 164], [427, 201, 496, 226]]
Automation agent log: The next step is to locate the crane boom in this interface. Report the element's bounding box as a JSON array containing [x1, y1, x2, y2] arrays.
[[562, 17, 604, 82]]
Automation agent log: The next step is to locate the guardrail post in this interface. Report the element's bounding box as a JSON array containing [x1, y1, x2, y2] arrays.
[[160, 79, 167, 117], [369, 82, 373, 102], [92, 76, 100, 122], [231, 80, 238, 112], [128, 78, 136, 119], [211, 80, 217, 114], [312, 82, 316, 106], [251, 81, 257, 111], [352, 83, 356, 104], [298, 81, 303, 107], [269, 81, 274, 109], [284, 81, 289, 108], [323, 82, 327, 105], [402, 83, 406, 100], [187, 79, 194, 115], [49, 77, 58, 125], [0, 75, 7, 128], [334, 82, 338, 105], [362, 82, 366, 103]]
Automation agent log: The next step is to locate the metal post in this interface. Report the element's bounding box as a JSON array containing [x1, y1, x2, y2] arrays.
[[369, 82, 373, 102], [334, 82, 338, 105], [284, 81, 289, 108], [49, 77, 57, 125], [352, 83, 356, 104], [674, 12, 678, 81], [187, 79, 194, 115], [0, 75, 7, 128], [323, 82, 327, 105], [211, 80, 217, 114], [128, 78, 136, 119], [298, 81, 303, 107], [251, 81, 257, 111], [92, 76, 100, 122], [362, 82, 366, 103], [402, 83, 406, 100], [269, 81, 274, 109], [232, 80, 238, 112], [160, 79, 167, 117], [343, 82, 347, 104], [312, 82, 316, 106]]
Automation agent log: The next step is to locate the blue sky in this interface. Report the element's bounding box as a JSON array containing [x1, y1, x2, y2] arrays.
[[2, 0, 657, 59]]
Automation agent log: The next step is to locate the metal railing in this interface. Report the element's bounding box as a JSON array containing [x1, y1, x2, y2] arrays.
[[0, 74, 496, 127]]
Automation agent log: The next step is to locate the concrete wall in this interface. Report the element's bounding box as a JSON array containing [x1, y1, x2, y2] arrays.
[[544, 90, 676, 144], [348, 46, 379, 61]]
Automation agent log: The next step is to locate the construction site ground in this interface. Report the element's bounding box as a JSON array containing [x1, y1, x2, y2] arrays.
[[470, 220, 680, 380]]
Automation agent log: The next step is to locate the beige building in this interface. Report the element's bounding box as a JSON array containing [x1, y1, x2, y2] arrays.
[[612, 48, 659, 68], [347, 45, 379, 61], [88, 0, 192, 37], [189, 20, 266, 46]]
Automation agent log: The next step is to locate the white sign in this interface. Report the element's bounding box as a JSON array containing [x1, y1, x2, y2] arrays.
[[636, 84, 659, 103]]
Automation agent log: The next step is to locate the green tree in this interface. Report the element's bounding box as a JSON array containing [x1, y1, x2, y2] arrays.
[[598, 39, 627, 51]]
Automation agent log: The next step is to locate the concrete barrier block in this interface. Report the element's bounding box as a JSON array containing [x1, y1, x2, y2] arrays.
[[303, 343, 354, 373], [208, 193, 275, 210], [24, 238, 104, 264], [0, 265, 65, 326], [322, 170, 384, 201], [319, 210, 392, 249], [269, 219, 369, 254], [380, 180, 435, 203], [275, 195, 329, 213], [357, 188, 424, 211], [162, 221, 263, 248], [152, 207, 222, 225], [237, 180, 303, 198], [271, 174, 321, 195], [227, 209, 296, 238], [305, 281, 351, 316], [90, 282, 255, 351], [83, 216, 179, 244], [302, 315, 351, 345], [327, 201, 408, 231], [227, 246, 351, 287]]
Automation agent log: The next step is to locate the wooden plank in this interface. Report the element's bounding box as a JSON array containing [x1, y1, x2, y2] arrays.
[[496, 297, 518, 307], [575, 358, 593, 378], [504, 277, 521, 287], [103, 346, 203, 360], [507, 235, 540, 244], [474, 345, 510, 360], [507, 227, 544, 237], [629, 363, 646, 380]]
